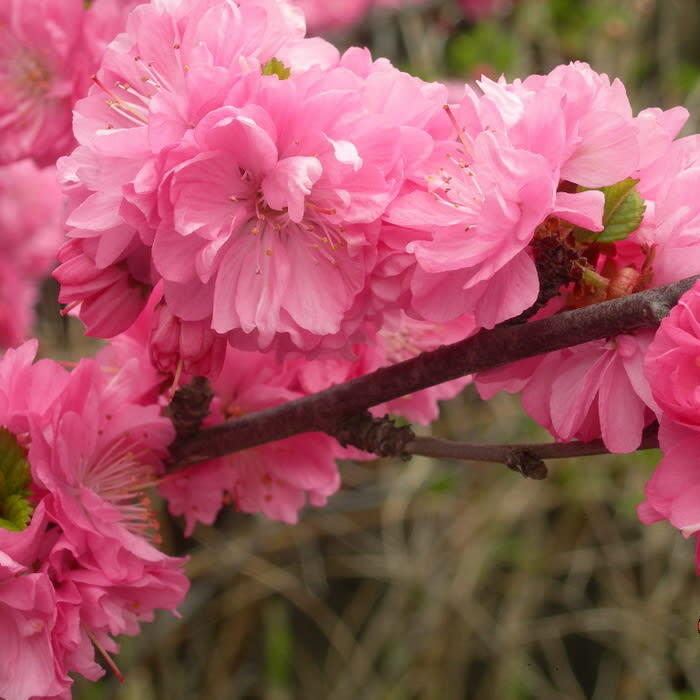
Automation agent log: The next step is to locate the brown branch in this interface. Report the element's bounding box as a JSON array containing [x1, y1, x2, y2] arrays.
[[404, 424, 661, 480], [168, 276, 696, 468]]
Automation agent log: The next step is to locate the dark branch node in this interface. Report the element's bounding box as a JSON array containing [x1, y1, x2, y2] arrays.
[[332, 412, 415, 460], [167, 377, 214, 442], [506, 449, 549, 480]]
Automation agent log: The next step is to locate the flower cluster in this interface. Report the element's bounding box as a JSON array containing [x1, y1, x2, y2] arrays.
[[50, 1, 700, 570], [468, 67, 695, 454], [0, 341, 188, 699], [7, 0, 700, 693]]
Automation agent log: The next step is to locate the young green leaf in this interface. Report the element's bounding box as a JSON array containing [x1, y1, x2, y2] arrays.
[[0, 427, 33, 532], [573, 178, 646, 243], [261, 57, 291, 80]]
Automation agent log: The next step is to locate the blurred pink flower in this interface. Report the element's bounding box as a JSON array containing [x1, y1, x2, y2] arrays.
[[458, 0, 509, 21], [290, 0, 373, 34], [0, 160, 64, 347], [0, 0, 138, 166]]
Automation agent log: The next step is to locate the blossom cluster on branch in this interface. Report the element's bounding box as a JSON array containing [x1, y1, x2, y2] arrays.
[[2, 0, 700, 696]]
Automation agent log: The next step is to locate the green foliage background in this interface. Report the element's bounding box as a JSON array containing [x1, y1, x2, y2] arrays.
[[65, 1, 700, 698]]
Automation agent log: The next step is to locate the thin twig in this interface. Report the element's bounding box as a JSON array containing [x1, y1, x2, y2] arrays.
[[168, 277, 696, 469], [404, 425, 661, 480]]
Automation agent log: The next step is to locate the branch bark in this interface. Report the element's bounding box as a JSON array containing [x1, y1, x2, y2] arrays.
[[404, 425, 661, 479], [168, 276, 696, 468]]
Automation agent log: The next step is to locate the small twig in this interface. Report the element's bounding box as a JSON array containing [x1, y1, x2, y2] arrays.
[[404, 425, 661, 479], [168, 277, 695, 469]]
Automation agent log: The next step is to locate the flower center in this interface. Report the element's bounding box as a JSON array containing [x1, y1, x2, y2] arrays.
[[82, 434, 162, 543]]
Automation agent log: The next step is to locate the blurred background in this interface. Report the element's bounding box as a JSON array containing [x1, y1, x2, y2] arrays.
[[64, 0, 700, 698]]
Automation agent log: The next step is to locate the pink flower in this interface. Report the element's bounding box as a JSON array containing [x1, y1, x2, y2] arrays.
[[61, 0, 403, 354], [160, 346, 341, 534], [0, 342, 188, 694], [154, 69, 400, 352], [638, 419, 700, 576], [638, 422, 700, 532], [149, 301, 227, 378], [480, 332, 659, 453], [474, 90, 699, 452], [0, 503, 67, 700], [0, 340, 70, 432], [486, 62, 643, 187], [381, 63, 666, 331], [30, 358, 176, 551], [644, 280, 700, 432], [386, 132, 565, 328], [54, 239, 153, 338]]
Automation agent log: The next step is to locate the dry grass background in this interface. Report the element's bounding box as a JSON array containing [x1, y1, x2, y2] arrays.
[[40, 1, 700, 697]]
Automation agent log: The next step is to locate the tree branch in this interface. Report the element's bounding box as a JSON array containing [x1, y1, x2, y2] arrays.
[[168, 276, 696, 468], [404, 424, 661, 479]]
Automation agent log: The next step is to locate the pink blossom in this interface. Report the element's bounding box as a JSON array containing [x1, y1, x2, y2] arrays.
[[474, 89, 699, 452], [386, 132, 562, 329], [154, 69, 400, 352], [0, 563, 63, 700], [638, 419, 700, 576], [28, 358, 177, 555], [480, 333, 659, 453], [60, 0, 407, 355], [380, 62, 657, 330], [149, 301, 227, 378], [0, 342, 188, 694], [0, 340, 70, 433], [638, 422, 700, 532], [54, 239, 153, 338], [0, 503, 67, 700], [160, 346, 341, 533], [644, 280, 700, 432]]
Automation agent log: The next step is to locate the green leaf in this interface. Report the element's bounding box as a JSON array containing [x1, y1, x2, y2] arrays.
[[573, 178, 646, 243], [0, 427, 33, 532], [261, 58, 291, 80]]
